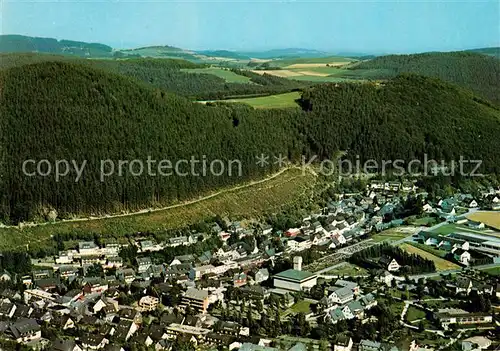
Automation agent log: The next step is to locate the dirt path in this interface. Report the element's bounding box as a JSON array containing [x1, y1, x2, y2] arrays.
[[7, 165, 312, 229]]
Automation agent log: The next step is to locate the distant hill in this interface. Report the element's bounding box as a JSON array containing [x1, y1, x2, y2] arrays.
[[465, 47, 500, 58], [195, 50, 250, 60], [0, 53, 308, 100], [349, 51, 500, 104], [243, 48, 331, 59], [0, 34, 113, 57], [115, 45, 201, 60]]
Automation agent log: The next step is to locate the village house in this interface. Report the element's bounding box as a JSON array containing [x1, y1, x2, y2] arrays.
[[379, 256, 400, 272], [9, 319, 41, 343], [326, 286, 354, 305], [138, 296, 159, 312], [452, 248, 471, 265], [80, 334, 109, 350], [334, 336, 353, 351]]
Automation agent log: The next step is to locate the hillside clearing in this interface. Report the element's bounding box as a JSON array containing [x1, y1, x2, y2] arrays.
[[222, 91, 301, 109], [251, 69, 302, 78], [0, 167, 318, 251], [285, 62, 350, 69], [181, 67, 252, 83], [399, 243, 460, 271], [296, 70, 331, 77]]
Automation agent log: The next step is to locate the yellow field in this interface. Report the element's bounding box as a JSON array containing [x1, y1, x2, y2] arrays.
[[251, 69, 302, 78], [467, 211, 500, 230], [285, 62, 350, 69], [296, 70, 330, 77], [399, 243, 460, 271]]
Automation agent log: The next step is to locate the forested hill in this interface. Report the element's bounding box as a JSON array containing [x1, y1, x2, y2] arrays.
[[350, 52, 500, 104], [300, 74, 500, 173], [0, 62, 499, 224], [0, 35, 113, 57], [465, 47, 500, 58], [0, 61, 302, 223], [0, 53, 308, 100]]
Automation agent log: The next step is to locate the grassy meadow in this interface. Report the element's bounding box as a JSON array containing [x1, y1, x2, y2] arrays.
[[399, 243, 460, 271], [181, 67, 253, 83], [223, 91, 301, 109]]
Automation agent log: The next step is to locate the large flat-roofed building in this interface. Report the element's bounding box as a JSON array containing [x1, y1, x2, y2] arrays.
[[435, 309, 493, 326], [273, 269, 317, 292], [180, 288, 209, 313]]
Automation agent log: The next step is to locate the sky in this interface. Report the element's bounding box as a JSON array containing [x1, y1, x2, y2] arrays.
[[2, 0, 499, 54]]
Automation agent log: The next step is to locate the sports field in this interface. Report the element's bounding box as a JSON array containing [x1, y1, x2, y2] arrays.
[[399, 243, 460, 271]]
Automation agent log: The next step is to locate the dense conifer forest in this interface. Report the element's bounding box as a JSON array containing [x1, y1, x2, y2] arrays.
[[0, 59, 499, 224], [299, 75, 500, 171], [0, 53, 308, 100], [350, 52, 500, 104], [0, 34, 113, 57]]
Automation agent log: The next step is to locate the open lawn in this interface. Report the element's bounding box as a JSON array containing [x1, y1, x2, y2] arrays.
[[480, 265, 500, 276], [324, 263, 367, 277], [0, 167, 318, 251], [371, 229, 409, 242], [410, 217, 438, 226], [406, 306, 426, 322], [409, 242, 447, 258], [181, 67, 252, 83], [399, 243, 460, 271], [223, 91, 301, 109], [290, 300, 312, 314], [467, 211, 500, 231]]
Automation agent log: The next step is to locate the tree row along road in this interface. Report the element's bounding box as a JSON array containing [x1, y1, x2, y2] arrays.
[[5, 165, 315, 229]]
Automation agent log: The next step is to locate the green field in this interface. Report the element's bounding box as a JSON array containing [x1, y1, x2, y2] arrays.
[[290, 300, 312, 314], [409, 217, 437, 226], [480, 266, 500, 276], [371, 229, 409, 242], [223, 91, 301, 109], [291, 75, 349, 83], [406, 306, 426, 322], [325, 263, 367, 276], [409, 242, 447, 258], [181, 67, 252, 83], [399, 243, 460, 271], [0, 167, 318, 251], [431, 223, 497, 236], [272, 56, 355, 67]]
